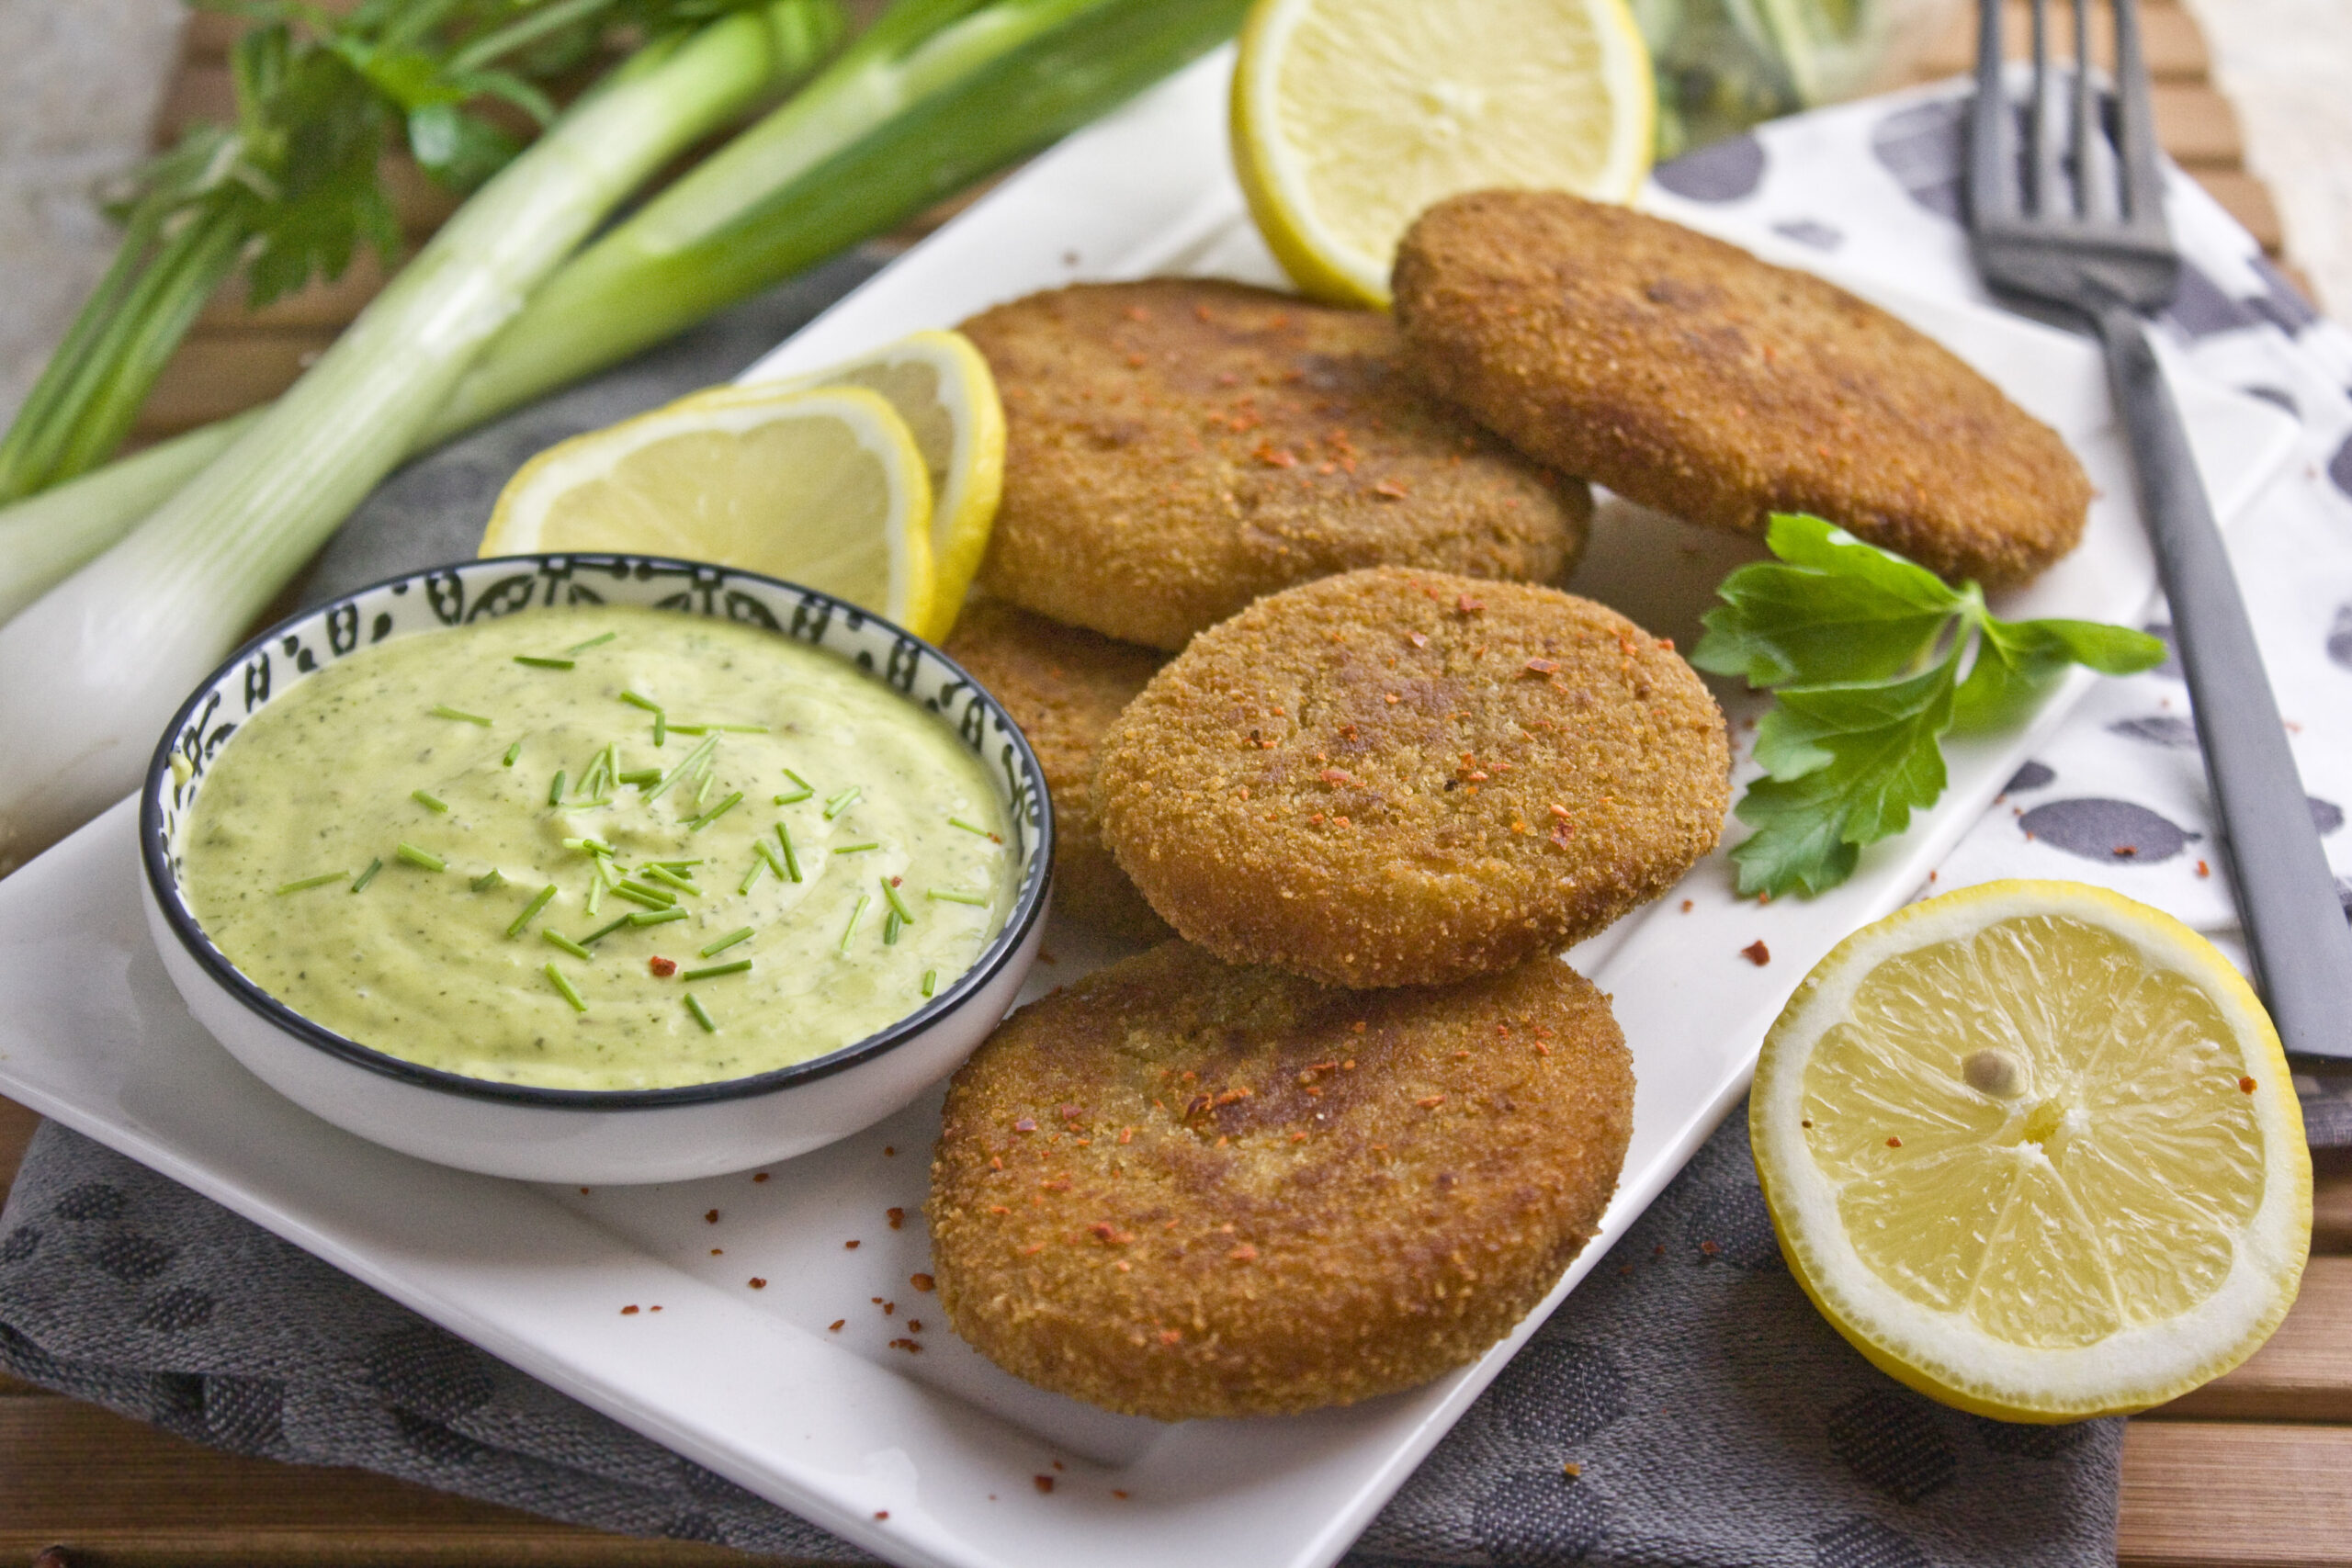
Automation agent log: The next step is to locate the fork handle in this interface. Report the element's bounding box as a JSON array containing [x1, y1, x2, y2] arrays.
[[2096, 300, 2352, 1062]]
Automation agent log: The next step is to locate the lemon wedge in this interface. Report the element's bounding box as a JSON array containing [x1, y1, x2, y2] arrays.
[[711, 331, 1005, 637], [481, 386, 935, 636], [1231, 0, 1656, 308], [1752, 880, 2310, 1421]]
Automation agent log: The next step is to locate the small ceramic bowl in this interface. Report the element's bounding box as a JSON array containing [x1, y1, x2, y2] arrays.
[[141, 554, 1051, 1184]]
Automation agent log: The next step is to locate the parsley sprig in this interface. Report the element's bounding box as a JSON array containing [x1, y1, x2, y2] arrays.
[[1691, 514, 2165, 899]]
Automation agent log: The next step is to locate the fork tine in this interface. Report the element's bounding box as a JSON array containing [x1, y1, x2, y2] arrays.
[[2070, 0, 2116, 220], [2110, 0, 2165, 225], [2028, 0, 2069, 216], [1968, 0, 2016, 220]]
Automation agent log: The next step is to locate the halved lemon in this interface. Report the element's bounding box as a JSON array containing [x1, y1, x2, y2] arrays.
[[708, 331, 1005, 637], [1752, 880, 2309, 1422], [481, 386, 935, 636], [1231, 0, 1656, 308]]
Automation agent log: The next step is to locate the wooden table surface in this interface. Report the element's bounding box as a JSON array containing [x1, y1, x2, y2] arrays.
[[5, 3, 2344, 1563]]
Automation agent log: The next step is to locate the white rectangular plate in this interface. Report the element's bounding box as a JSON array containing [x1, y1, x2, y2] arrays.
[[0, 48, 2298, 1568]]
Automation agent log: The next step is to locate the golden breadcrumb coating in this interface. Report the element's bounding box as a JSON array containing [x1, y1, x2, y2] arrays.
[[1391, 190, 2091, 587], [963, 278, 1590, 650], [928, 942, 1634, 1419], [1093, 568, 1729, 987], [944, 597, 1171, 943]]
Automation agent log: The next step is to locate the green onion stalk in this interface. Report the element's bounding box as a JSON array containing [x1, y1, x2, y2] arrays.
[[0, 3, 830, 873], [0, 0, 1250, 627]]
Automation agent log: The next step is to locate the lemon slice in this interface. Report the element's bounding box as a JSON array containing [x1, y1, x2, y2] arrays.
[[481, 386, 934, 635], [708, 331, 1005, 637], [1752, 880, 2310, 1421], [1231, 0, 1656, 308]]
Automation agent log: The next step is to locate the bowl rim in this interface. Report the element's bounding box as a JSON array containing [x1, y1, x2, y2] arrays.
[[140, 551, 1054, 1111]]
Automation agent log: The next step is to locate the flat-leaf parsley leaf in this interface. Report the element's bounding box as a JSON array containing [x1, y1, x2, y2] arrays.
[[1692, 514, 2164, 897]]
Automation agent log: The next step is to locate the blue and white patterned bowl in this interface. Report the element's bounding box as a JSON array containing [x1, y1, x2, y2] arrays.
[[139, 554, 1053, 1184]]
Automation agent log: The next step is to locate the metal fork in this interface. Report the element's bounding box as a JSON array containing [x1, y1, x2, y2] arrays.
[[1966, 0, 2352, 1062]]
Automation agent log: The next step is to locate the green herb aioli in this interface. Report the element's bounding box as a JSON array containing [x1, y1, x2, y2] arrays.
[[184, 605, 1014, 1089]]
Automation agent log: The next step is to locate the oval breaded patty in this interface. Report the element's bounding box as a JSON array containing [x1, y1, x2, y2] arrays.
[[963, 278, 1590, 650], [1093, 568, 1729, 987], [1391, 190, 2091, 588], [944, 598, 1171, 943], [928, 942, 1633, 1419]]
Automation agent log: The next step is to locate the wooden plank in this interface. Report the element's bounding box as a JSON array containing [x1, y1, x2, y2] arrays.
[[131, 330, 337, 436], [2191, 167, 2287, 255], [2310, 1148, 2352, 1254], [0, 1397, 791, 1567], [2157, 1258, 2352, 1421], [2120, 1420, 2352, 1568], [1909, 0, 2211, 84], [2151, 82, 2244, 167], [197, 251, 396, 333]]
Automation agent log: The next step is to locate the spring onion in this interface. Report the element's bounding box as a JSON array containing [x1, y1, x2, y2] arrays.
[[0, 0, 1247, 639], [0, 4, 829, 874]]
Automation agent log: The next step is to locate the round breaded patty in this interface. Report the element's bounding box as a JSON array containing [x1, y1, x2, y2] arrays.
[[928, 942, 1633, 1419], [944, 597, 1171, 943], [963, 278, 1590, 650], [1391, 190, 2091, 588], [1092, 568, 1729, 987]]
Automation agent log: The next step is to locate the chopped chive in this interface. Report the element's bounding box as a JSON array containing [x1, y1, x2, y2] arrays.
[[948, 816, 993, 836], [582, 915, 632, 945], [617, 767, 662, 787], [412, 789, 449, 813], [275, 872, 346, 895], [351, 858, 383, 893], [585, 880, 602, 917], [432, 705, 492, 727], [684, 993, 718, 1033], [926, 887, 989, 906], [647, 859, 705, 870], [619, 690, 663, 714], [543, 929, 594, 960], [668, 723, 708, 736], [774, 822, 802, 882], [652, 710, 667, 748], [687, 791, 743, 834], [695, 768, 717, 808], [628, 907, 689, 927], [696, 723, 769, 734], [774, 788, 811, 806], [543, 963, 587, 1012], [822, 785, 862, 820], [514, 655, 574, 670], [782, 767, 811, 790], [738, 855, 768, 895], [922, 968, 938, 998], [502, 740, 523, 768], [832, 841, 880, 855], [612, 882, 673, 910], [700, 926, 754, 958], [884, 909, 903, 945], [879, 877, 914, 922], [470, 868, 504, 893], [680, 959, 752, 982], [564, 631, 616, 655], [639, 863, 699, 894], [547, 771, 567, 807], [395, 842, 447, 873], [561, 836, 616, 857], [839, 894, 870, 953], [643, 735, 718, 803], [505, 883, 557, 937]]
